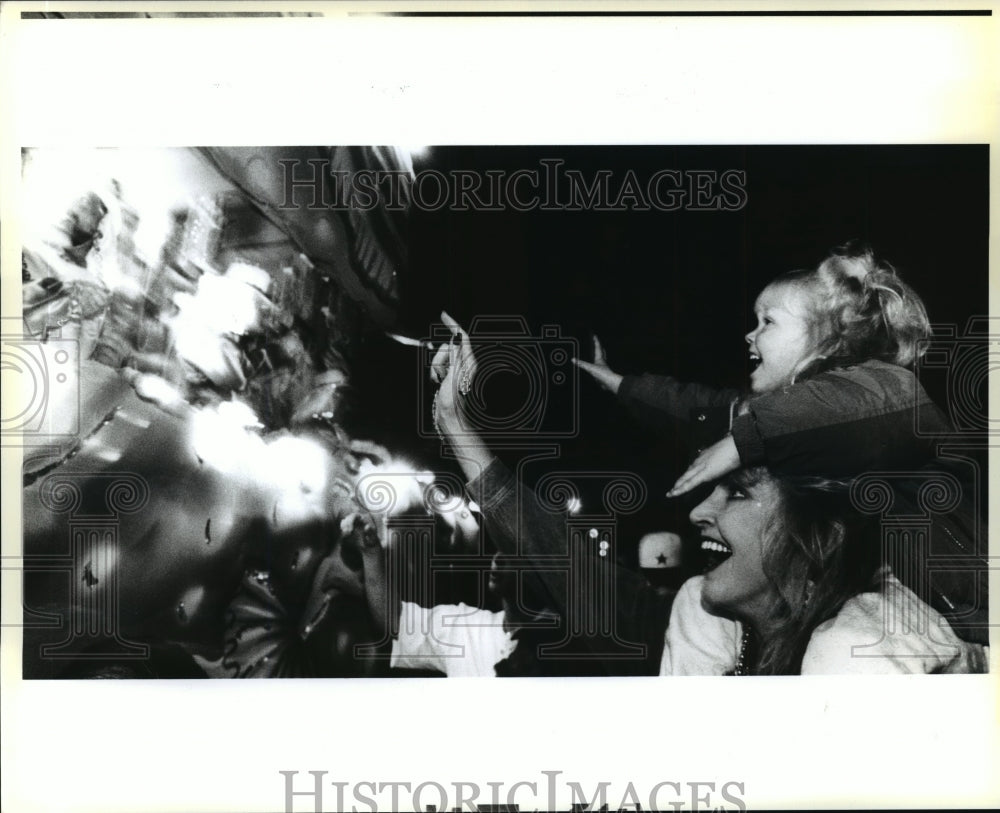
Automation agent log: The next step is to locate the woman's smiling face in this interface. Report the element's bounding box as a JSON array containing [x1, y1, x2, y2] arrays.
[[689, 468, 783, 626]]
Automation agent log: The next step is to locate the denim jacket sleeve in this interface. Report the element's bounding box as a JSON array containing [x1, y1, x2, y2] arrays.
[[465, 456, 675, 674], [731, 360, 951, 476], [619, 362, 950, 477], [618, 373, 740, 429]]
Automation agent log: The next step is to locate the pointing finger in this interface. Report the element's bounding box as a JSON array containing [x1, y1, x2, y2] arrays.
[[441, 310, 463, 336], [430, 340, 451, 383]]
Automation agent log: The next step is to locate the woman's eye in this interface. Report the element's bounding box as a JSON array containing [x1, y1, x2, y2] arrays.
[[725, 486, 748, 501]]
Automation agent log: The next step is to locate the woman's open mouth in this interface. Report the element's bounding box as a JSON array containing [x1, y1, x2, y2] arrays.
[[700, 537, 733, 572], [748, 351, 761, 369]]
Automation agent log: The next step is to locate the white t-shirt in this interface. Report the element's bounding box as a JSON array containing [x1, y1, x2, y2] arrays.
[[660, 575, 988, 675], [391, 601, 516, 677]]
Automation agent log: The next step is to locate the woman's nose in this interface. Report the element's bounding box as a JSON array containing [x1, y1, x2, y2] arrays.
[[689, 485, 725, 526], [745, 327, 756, 345]]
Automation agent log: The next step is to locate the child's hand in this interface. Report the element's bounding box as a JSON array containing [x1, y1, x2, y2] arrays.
[[573, 335, 624, 394], [667, 435, 740, 498]]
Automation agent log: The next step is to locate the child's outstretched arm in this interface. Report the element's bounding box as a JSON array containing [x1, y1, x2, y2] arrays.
[[575, 335, 739, 432]]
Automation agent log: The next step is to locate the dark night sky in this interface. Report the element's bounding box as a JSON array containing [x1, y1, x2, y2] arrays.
[[347, 145, 989, 553]]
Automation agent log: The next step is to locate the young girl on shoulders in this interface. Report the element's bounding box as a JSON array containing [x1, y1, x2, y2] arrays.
[[576, 244, 986, 644], [578, 243, 947, 492]]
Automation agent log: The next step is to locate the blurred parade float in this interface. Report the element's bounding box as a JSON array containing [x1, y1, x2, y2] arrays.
[[16, 147, 472, 678]]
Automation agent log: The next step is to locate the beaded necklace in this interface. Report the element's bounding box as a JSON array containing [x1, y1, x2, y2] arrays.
[[733, 628, 755, 676]]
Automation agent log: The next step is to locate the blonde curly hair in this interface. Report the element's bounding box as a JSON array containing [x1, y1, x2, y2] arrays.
[[769, 243, 931, 378]]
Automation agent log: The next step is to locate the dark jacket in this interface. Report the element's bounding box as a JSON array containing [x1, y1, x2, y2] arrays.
[[618, 360, 949, 473], [467, 458, 674, 675]]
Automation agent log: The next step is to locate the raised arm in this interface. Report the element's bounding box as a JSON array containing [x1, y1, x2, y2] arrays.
[[432, 313, 675, 673], [574, 335, 740, 432]]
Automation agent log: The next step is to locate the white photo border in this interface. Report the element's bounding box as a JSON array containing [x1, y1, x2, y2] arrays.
[[1, 2, 997, 812]]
